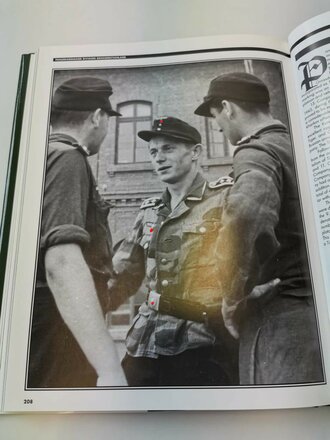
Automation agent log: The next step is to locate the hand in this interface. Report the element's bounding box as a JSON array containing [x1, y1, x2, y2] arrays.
[[248, 278, 280, 299], [221, 297, 240, 340], [107, 269, 119, 290], [221, 278, 281, 340], [96, 369, 128, 387], [107, 277, 116, 291]]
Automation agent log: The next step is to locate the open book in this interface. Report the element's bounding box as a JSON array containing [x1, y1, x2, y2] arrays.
[[0, 11, 329, 413]]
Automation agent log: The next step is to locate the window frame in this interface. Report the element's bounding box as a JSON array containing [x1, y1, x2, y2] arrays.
[[204, 117, 231, 160], [115, 100, 153, 165]]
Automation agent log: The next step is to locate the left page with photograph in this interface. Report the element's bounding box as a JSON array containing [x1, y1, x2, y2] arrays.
[[1, 35, 329, 412]]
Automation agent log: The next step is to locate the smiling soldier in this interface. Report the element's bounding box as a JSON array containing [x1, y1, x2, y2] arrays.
[[109, 116, 238, 387]]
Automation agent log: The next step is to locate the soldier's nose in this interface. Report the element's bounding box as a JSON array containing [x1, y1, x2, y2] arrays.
[[156, 153, 166, 162]]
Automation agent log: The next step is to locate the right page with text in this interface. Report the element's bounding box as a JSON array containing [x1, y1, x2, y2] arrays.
[[289, 11, 330, 318]]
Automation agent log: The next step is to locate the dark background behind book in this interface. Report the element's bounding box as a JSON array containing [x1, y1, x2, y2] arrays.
[[0, 0, 329, 438]]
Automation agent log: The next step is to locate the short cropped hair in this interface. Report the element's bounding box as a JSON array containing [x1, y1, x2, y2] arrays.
[[50, 108, 109, 129], [210, 98, 270, 115], [50, 109, 92, 128]]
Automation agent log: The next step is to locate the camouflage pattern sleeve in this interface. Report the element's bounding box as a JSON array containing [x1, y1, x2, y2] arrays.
[[107, 210, 146, 310]]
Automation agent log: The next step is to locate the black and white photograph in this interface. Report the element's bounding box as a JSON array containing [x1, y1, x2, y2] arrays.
[[25, 56, 325, 390]]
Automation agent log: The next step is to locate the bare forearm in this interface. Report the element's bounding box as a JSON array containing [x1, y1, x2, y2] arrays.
[[45, 244, 126, 384]]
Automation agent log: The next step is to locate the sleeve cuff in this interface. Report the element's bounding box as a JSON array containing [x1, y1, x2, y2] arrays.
[[41, 224, 90, 250]]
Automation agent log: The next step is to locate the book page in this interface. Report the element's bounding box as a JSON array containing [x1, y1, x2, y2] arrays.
[[289, 11, 330, 318], [1, 35, 330, 412]]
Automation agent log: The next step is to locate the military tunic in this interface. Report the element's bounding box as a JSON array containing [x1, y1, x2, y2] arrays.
[[28, 133, 114, 388], [112, 173, 236, 366], [216, 121, 323, 384]]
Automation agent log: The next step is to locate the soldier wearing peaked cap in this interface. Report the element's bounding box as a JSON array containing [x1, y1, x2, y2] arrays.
[[28, 76, 127, 388], [195, 72, 323, 385], [109, 116, 239, 386]]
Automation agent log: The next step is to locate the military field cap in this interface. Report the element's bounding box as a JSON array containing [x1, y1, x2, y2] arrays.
[[194, 72, 270, 117], [138, 116, 201, 144], [52, 76, 121, 116]]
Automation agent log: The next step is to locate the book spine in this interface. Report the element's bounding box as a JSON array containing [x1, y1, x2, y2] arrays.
[[0, 54, 31, 309]]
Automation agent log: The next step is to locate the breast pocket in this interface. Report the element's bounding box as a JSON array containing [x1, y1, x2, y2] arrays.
[[180, 221, 223, 299], [181, 220, 221, 268]]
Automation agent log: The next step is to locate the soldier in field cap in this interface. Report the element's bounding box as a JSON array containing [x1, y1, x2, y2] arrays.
[[28, 76, 127, 388], [52, 76, 121, 117], [195, 72, 323, 385], [108, 115, 241, 386]]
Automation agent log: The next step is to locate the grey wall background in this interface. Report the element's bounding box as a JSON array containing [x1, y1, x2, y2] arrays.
[[0, 0, 330, 438]]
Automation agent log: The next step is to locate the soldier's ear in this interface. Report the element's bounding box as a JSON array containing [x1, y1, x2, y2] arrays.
[[91, 108, 102, 128], [222, 100, 234, 119], [192, 143, 202, 161]]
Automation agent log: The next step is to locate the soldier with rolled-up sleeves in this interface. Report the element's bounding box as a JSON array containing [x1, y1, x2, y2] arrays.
[[28, 77, 127, 388]]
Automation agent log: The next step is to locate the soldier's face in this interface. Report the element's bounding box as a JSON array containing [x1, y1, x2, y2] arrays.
[[149, 136, 196, 184]]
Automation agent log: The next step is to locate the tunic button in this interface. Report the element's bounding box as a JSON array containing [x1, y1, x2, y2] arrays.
[[161, 280, 169, 287], [161, 258, 167, 264], [199, 226, 207, 233]]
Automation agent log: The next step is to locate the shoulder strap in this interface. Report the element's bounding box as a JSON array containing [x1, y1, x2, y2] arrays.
[[140, 197, 162, 210], [208, 175, 234, 189]]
